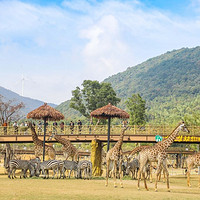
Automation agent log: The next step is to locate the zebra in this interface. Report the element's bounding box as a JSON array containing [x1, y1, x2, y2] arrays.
[[125, 158, 151, 180], [57, 160, 65, 178], [125, 158, 140, 179], [77, 160, 92, 180], [107, 160, 126, 178], [38, 160, 59, 179], [61, 160, 78, 179], [29, 157, 41, 177], [8, 159, 35, 179]]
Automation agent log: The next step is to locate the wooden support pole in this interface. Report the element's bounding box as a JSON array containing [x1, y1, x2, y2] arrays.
[[107, 117, 111, 152]]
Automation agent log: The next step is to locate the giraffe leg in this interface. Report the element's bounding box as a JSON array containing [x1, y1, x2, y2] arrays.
[[187, 167, 191, 187], [150, 164, 153, 183], [198, 173, 200, 188], [105, 160, 110, 187], [163, 168, 166, 183], [113, 160, 117, 188], [137, 165, 144, 190], [155, 162, 162, 192], [119, 158, 123, 188], [143, 171, 149, 191], [162, 162, 170, 192], [137, 167, 143, 190]]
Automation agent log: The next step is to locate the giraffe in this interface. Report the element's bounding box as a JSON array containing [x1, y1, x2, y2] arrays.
[[186, 152, 200, 187], [49, 133, 79, 161], [137, 121, 190, 192], [128, 145, 165, 183], [29, 123, 56, 160], [105, 127, 128, 188], [128, 145, 154, 182]]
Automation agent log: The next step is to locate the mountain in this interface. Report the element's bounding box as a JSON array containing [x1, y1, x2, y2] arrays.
[[57, 46, 200, 124], [0, 86, 57, 117], [104, 47, 200, 100]]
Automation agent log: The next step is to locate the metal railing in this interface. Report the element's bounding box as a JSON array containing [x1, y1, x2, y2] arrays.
[[0, 125, 199, 136]]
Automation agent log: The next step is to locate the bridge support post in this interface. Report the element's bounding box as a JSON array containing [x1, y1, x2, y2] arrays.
[[91, 139, 103, 176]]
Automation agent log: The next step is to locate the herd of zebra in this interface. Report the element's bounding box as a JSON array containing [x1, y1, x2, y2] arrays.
[[7, 157, 146, 181], [8, 158, 92, 180]]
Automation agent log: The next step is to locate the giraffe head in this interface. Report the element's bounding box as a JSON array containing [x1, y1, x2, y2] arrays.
[[179, 121, 190, 133]]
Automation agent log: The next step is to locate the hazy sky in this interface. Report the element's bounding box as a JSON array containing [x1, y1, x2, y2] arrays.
[[1, 0, 200, 104]]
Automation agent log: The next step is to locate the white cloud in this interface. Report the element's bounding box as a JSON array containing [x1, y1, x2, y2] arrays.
[[0, 0, 200, 104]]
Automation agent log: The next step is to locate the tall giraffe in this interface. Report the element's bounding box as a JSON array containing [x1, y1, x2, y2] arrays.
[[186, 152, 200, 187], [49, 133, 79, 161], [29, 123, 56, 160], [105, 127, 128, 188], [128, 145, 165, 183], [137, 121, 190, 192]]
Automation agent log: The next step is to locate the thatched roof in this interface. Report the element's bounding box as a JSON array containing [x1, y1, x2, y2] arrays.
[[27, 103, 64, 121], [90, 103, 129, 119]]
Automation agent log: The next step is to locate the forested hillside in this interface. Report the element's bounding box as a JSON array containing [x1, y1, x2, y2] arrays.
[[57, 46, 200, 125]]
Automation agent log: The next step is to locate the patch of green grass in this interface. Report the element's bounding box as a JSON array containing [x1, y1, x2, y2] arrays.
[[0, 174, 200, 200]]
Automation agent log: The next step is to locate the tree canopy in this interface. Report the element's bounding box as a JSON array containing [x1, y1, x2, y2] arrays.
[[125, 94, 146, 125], [70, 80, 120, 118]]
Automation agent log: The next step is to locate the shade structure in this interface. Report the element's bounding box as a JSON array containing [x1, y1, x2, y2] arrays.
[[27, 103, 64, 161], [90, 103, 129, 151]]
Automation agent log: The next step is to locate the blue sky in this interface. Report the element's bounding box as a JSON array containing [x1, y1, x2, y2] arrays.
[[0, 0, 200, 104]]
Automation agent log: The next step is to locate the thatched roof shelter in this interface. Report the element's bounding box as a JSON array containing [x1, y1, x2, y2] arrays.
[[27, 103, 64, 161], [90, 103, 129, 119], [91, 103, 129, 151], [27, 103, 64, 121]]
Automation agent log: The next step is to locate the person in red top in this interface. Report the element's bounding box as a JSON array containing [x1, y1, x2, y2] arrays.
[[2, 121, 8, 134]]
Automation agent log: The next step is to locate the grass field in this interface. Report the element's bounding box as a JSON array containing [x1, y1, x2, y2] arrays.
[[0, 169, 200, 200]]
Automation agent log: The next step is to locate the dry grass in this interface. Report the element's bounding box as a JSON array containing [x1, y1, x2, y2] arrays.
[[1, 167, 200, 200]]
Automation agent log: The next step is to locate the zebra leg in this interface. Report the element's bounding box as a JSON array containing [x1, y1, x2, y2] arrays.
[[63, 168, 66, 179], [8, 168, 11, 179], [13, 169, 17, 179], [42, 169, 46, 179], [69, 169, 72, 178], [20, 169, 23, 179], [56, 167, 59, 179]]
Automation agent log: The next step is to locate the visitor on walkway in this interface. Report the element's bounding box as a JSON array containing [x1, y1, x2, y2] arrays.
[[69, 121, 74, 134], [77, 120, 82, 134]]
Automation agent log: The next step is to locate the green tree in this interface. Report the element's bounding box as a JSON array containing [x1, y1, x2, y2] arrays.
[[125, 94, 146, 125], [70, 80, 120, 117]]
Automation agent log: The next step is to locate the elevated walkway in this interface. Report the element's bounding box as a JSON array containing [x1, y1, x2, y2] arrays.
[[0, 125, 199, 143]]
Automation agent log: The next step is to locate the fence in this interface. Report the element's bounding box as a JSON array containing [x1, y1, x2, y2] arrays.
[[0, 125, 199, 136]]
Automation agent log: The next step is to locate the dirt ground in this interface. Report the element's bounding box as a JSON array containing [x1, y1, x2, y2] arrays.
[[0, 167, 200, 200]]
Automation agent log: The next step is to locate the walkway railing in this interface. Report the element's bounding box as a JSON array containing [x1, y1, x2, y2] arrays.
[[0, 125, 199, 136]]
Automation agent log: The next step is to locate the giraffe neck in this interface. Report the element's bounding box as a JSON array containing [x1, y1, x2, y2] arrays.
[[158, 125, 181, 149], [30, 126, 41, 145], [114, 129, 126, 150], [54, 135, 70, 146]]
